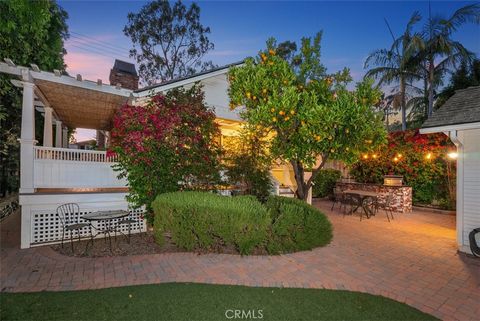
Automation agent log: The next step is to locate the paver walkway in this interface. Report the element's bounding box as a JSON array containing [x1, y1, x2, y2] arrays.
[[1, 200, 479, 321]]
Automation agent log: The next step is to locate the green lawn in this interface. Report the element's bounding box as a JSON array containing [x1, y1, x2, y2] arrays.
[[0, 283, 437, 321]]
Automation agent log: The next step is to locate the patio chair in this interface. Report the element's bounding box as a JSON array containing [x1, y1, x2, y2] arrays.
[[56, 203, 93, 252], [342, 193, 361, 217], [331, 188, 345, 211], [375, 194, 395, 222], [116, 212, 143, 244]]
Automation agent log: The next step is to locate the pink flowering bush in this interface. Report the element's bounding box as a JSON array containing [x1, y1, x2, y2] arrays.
[[110, 85, 222, 220]]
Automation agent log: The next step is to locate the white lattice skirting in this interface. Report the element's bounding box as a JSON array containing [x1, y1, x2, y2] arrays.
[[19, 192, 146, 248]]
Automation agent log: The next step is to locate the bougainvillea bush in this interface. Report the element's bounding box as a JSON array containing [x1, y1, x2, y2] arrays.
[[350, 130, 456, 209], [110, 85, 222, 220]]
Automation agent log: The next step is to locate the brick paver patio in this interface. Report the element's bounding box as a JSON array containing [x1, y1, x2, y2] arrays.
[[1, 200, 479, 320]]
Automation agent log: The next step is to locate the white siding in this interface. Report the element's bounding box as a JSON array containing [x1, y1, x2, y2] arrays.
[[201, 74, 241, 121], [461, 128, 480, 248]]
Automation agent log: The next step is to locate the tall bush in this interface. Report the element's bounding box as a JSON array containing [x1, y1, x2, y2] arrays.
[[350, 130, 456, 209], [312, 169, 341, 198], [223, 125, 273, 202], [110, 86, 222, 218]]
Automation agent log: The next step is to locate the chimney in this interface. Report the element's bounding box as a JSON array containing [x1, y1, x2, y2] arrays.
[[109, 59, 139, 90]]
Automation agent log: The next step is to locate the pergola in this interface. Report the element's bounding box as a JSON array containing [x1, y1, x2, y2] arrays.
[[0, 60, 133, 193]]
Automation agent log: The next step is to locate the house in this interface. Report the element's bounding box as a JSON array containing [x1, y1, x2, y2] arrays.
[[420, 86, 480, 254], [0, 58, 298, 249]]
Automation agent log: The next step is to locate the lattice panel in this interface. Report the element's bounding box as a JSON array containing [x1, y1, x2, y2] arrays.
[[31, 208, 146, 245]]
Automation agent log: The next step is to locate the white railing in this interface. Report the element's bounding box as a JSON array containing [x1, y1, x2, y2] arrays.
[[34, 146, 118, 162], [33, 146, 127, 188]]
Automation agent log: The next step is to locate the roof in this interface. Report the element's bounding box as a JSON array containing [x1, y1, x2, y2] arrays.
[[136, 61, 244, 93], [112, 59, 138, 77], [422, 86, 480, 129]]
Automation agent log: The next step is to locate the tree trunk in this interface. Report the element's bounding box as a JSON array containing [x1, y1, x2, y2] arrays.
[[291, 160, 308, 201], [427, 57, 435, 117], [400, 77, 406, 131], [290, 155, 329, 202]]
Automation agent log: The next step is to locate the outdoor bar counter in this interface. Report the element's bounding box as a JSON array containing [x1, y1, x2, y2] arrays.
[[335, 182, 412, 213]]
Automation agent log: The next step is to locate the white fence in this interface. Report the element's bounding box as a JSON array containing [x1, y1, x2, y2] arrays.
[[33, 146, 127, 189]]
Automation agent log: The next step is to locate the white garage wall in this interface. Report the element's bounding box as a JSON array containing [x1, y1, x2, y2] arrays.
[[460, 128, 480, 249]]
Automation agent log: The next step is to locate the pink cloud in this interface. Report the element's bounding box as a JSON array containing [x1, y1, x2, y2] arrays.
[[74, 128, 96, 143], [64, 51, 114, 82]]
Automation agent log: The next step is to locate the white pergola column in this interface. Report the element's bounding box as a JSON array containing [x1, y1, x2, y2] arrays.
[[55, 120, 62, 147], [19, 81, 36, 194], [43, 107, 53, 147], [62, 127, 68, 148]]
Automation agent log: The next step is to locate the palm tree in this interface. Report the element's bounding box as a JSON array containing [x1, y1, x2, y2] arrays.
[[421, 3, 480, 117], [364, 12, 423, 130]]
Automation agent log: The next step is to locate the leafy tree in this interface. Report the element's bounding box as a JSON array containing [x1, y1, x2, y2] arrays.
[[436, 58, 480, 108], [0, 0, 68, 197], [364, 12, 423, 130], [229, 33, 387, 201], [124, 0, 215, 85], [110, 85, 222, 219], [420, 4, 480, 117]]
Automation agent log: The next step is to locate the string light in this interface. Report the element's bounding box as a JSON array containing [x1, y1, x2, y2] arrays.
[[363, 154, 368, 159], [425, 153, 432, 160], [393, 157, 399, 162], [447, 152, 458, 159]]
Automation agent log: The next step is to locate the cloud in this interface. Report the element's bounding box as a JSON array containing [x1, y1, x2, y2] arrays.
[[64, 51, 114, 82], [74, 128, 96, 143]]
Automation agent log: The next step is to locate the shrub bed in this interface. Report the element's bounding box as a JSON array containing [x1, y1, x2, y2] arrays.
[[152, 192, 270, 255], [265, 196, 333, 254], [152, 192, 333, 255]]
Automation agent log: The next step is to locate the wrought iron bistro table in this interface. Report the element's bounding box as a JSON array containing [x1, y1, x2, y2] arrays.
[[82, 210, 129, 250], [344, 189, 381, 219]]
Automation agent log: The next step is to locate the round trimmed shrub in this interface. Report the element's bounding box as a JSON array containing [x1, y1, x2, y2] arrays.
[[152, 192, 270, 255], [265, 196, 333, 254]]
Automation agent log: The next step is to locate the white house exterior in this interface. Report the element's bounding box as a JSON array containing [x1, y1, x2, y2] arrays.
[[0, 59, 246, 249], [420, 86, 480, 254]]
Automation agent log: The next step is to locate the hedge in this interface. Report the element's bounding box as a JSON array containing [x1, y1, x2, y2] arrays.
[[152, 192, 333, 255], [265, 196, 333, 254], [152, 192, 270, 255]]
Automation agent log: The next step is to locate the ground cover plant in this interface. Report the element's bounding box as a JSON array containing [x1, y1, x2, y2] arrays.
[[152, 191, 332, 255], [0, 283, 437, 321]]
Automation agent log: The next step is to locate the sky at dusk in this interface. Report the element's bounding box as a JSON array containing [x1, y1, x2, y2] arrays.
[[59, 0, 480, 141]]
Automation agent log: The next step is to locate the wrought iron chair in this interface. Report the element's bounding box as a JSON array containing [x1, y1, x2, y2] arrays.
[[342, 193, 361, 217], [375, 194, 395, 222], [56, 203, 93, 251], [115, 210, 142, 243], [331, 188, 345, 211]]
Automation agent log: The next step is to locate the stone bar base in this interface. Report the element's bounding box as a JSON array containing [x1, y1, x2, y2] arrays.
[[336, 182, 412, 213]]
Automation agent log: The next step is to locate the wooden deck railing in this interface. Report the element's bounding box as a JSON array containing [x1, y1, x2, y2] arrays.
[[34, 146, 118, 162]]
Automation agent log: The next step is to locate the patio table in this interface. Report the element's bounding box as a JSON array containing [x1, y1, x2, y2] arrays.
[[82, 210, 129, 250], [344, 190, 381, 219]]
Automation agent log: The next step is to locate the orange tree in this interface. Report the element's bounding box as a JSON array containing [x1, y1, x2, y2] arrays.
[[228, 33, 387, 201]]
